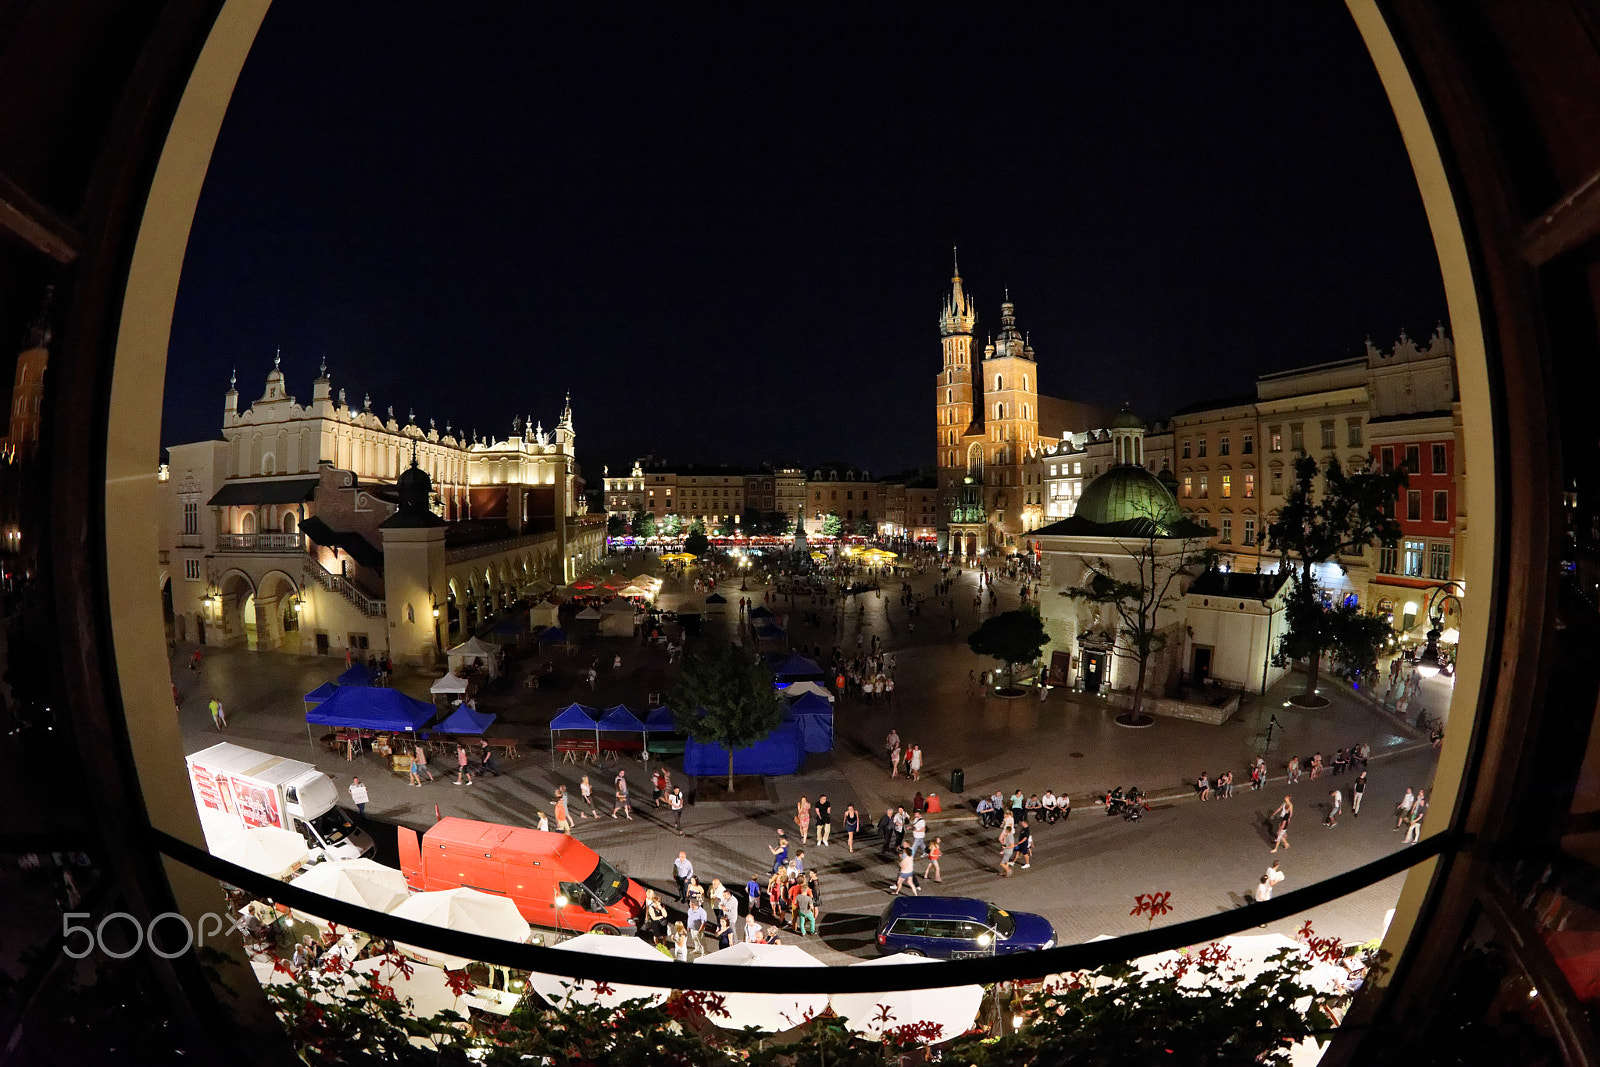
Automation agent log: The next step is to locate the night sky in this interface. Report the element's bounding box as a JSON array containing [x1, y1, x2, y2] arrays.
[[163, 3, 1448, 481]]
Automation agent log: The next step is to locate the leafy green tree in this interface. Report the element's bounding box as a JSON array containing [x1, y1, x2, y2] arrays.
[[684, 530, 710, 557], [716, 515, 737, 537], [740, 507, 762, 533], [660, 513, 683, 537], [1266, 454, 1407, 700], [1061, 526, 1215, 719], [688, 519, 707, 537], [967, 610, 1049, 692], [669, 642, 785, 792], [631, 510, 657, 538], [606, 514, 625, 537], [767, 511, 792, 537], [820, 512, 843, 538]]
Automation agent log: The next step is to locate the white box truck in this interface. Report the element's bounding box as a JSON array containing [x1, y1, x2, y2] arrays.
[[186, 742, 374, 862]]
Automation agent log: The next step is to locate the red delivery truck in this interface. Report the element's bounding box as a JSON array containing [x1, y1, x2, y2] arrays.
[[398, 817, 645, 935]]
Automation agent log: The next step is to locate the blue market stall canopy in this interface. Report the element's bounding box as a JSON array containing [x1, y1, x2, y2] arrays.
[[303, 682, 339, 707], [337, 663, 379, 687], [538, 626, 568, 644], [683, 718, 805, 776], [598, 705, 645, 732], [305, 687, 437, 732], [748, 605, 776, 619], [770, 653, 823, 680], [549, 704, 599, 731], [436, 706, 498, 735], [787, 697, 835, 754], [704, 592, 727, 604], [642, 707, 679, 733], [755, 623, 786, 640]]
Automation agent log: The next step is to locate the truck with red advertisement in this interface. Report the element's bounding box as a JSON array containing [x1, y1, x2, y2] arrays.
[[398, 817, 644, 935], [187, 742, 374, 862]]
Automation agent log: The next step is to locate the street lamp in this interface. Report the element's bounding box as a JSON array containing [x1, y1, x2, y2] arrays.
[[1414, 622, 1444, 678]]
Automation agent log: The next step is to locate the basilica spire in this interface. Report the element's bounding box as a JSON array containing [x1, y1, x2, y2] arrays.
[[940, 247, 976, 338]]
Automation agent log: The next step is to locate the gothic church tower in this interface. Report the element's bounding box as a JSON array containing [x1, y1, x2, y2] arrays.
[[935, 250, 977, 520], [975, 292, 1040, 533]]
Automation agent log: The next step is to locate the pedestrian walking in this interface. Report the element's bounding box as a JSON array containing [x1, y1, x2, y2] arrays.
[[1265, 860, 1285, 889], [793, 881, 816, 935], [414, 744, 435, 782], [796, 796, 812, 844], [887, 729, 902, 779], [554, 787, 573, 833], [876, 808, 896, 859], [455, 744, 473, 785], [1253, 875, 1273, 908], [815, 795, 832, 846], [1351, 772, 1366, 816], [770, 830, 789, 873], [924, 836, 943, 881], [348, 777, 368, 817], [1403, 803, 1425, 843], [208, 698, 226, 729], [579, 774, 598, 817], [668, 786, 685, 832], [1394, 788, 1415, 830], [612, 769, 632, 819], [719, 887, 741, 944], [651, 767, 668, 808], [686, 899, 707, 955], [190, 648, 202, 672], [910, 813, 928, 859], [1271, 796, 1293, 853], [890, 848, 919, 896], [998, 821, 1017, 876], [1325, 789, 1342, 828], [1015, 823, 1033, 870], [842, 804, 860, 852], [672, 851, 694, 902], [710, 909, 732, 951], [909, 744, 923, 782]]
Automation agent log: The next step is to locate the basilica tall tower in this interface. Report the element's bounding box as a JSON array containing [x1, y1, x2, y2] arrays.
[[935, 250, 977, 521]]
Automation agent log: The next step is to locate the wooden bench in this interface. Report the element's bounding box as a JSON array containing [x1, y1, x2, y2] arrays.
[[483, 736, 522, 760], [555, 739, 599, 764], [598, 738, 645, 762]]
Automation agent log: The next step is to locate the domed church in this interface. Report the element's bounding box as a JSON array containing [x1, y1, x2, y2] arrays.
[[1034, 412, 1291, 713]]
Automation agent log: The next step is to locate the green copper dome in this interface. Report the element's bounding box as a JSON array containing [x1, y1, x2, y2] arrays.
[[1074, 465, 1184, 528], [1108, 407, 1146, 430]]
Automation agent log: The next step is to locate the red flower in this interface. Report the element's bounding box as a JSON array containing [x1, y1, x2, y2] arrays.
[[369, 979, 398, 1002], [444, 968, 477, 997]]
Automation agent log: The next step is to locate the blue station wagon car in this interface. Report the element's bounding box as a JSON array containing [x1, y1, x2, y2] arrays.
[[876, 896, 1056, 959]]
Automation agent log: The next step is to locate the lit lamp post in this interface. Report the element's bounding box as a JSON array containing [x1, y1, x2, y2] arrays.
[[1415, 583, 1464, 680]]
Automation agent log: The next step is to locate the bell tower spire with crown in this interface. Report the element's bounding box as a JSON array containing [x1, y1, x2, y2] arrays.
[[936, 248, 978, 533]]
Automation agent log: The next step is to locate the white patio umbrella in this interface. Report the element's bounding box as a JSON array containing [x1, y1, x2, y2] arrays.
[[524, 931, 672, 1009], [210, 825, 310, 879], [696, 941, 828, 1032], [1132, 933, 1350, 996], [388, 887, 531, 970], [829, 954, 984, 1042], [289, 859, 412, 928], [351, 955, 466, 1020]]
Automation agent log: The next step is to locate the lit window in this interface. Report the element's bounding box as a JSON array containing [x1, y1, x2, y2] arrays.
[[1428, 542, 1452, 580], [1221, 475, 1231, 498], [1199, 475, 1209, 498], [1182, 476, 1193, 498], [1270, 430, 1282, 452], [1404, 540, 1425, 577], [1244, 473, 1254, 498]]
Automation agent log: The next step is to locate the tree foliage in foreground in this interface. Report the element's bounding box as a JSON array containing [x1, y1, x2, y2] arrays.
[[254, 928, 1353, 1066]]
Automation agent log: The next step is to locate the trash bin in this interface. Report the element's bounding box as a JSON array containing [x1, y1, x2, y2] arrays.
[[950, 768, 965, 793]]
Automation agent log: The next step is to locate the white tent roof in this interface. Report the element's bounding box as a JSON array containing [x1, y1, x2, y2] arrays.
[[600, 599, 637, 614], [388, 887, 531, 970], [526, 579, 555, 596], [779, 680, 834, 702], [575, 606, 603, 620], [429, 673, 471, 694], [696, 942, 828, 1032], [829, 954, 984, 1041], [289, 859, 412, 927], [616, 584, 654, 599], [530, 601, 560, 624], [447, 636, 498, 658], [207, 822, 308, 879], [524, 932, 672, 1009]]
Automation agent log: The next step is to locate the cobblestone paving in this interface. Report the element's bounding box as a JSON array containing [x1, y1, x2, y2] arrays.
[[172, 550, 1447, 966]]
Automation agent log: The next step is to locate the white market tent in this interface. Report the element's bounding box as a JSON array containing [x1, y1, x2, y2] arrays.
[[616, 583, 654, 599], [695, 942, 829, 1032], [524, 932, 672, 1009], [526, 579, 555, 597], [429, 672, 471, 696], [529, 600, 560, 627], [600, 611, 638, 637], [289, 859, 412, 928], [388, 887, 531, 970], [575, 605, 604, 621], [829, 954, 984, 1042], [208, 824, 309, 879], [778, 680, 834, 702], [446, 635, 502, 679]]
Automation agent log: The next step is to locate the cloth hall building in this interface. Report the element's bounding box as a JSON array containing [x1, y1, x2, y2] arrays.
[[155, 360, 604, 664]]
